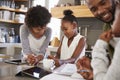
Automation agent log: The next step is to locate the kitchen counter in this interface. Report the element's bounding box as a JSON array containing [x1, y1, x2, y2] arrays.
[[0, 61, 83, 80], [0, 62, 37, 80], [0, 43, 58, 57]]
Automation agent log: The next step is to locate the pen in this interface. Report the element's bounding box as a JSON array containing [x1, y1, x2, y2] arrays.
[[77, 70, 90, 73]]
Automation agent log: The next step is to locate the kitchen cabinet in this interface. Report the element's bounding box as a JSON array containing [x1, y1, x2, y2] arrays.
[[51, 5, 94, 18], [0, 0, 30, 56], [0, 6, 26, 24], [0, 0, 28, 24], [0, 44, 58, 58]]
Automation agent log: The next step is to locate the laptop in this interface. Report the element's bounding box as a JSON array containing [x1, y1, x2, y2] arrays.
[[16, 66, 51, 79]]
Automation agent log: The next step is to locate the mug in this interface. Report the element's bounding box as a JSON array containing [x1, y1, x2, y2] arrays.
[[43, 59, 55, 70]]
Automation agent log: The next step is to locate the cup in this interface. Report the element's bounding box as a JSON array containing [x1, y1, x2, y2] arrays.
[[43, 59, 55, 70]]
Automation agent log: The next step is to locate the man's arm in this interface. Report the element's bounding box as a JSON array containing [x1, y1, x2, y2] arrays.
[[91, 39, 110, 80]]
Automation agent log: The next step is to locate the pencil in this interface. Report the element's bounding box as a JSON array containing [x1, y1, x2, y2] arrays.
[[77, 70, 90, 73]]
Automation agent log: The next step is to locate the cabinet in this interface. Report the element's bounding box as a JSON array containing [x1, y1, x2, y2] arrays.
[[0, 0, 30, 56], [51, 5, 94, 18], [0, 0, 28, 24], [0, 7, 27, 24]]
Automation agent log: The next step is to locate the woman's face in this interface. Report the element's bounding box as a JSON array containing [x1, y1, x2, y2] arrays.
[[61, 20, 76, 39], [30, 26, 46, 38], [86, 0, 115, 23]]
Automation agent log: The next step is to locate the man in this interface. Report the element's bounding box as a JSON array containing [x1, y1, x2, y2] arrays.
[[77, 0, 120, 80]]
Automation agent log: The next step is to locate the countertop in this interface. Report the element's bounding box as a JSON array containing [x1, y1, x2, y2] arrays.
[[0, 62, 37, 80]]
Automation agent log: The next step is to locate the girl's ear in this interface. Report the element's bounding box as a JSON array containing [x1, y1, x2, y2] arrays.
[[72, 21, 77, 29]]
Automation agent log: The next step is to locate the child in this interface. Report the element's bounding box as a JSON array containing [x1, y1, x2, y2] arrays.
[[48, 10, 86, 67]]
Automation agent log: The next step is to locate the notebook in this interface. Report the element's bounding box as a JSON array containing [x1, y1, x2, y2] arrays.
[[16, 66, 51, 79]]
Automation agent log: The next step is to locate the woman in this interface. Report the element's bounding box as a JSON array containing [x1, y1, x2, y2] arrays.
[[20, 5, 52, 65]]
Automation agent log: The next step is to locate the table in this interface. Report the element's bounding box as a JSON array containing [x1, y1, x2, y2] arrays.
[[0, 62, 84, 80], [0, 62, 38, 80]]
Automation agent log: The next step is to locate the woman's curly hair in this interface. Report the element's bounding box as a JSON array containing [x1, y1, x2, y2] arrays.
[[25, 5, 51, 28]]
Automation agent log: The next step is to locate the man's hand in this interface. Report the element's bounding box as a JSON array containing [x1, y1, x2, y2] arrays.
[[76, 56, 93, 80], [99, 30, 113, 42]]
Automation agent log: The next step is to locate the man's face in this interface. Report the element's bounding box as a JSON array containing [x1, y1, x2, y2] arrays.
[[86, 0, 115, 23]]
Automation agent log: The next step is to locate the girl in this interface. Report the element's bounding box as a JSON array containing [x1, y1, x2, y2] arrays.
[[49, 10, 86, 67]]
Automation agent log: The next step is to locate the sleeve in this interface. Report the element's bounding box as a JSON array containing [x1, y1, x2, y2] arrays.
[[38, 27, 52, 55], [102, 23, 111, 32], [92, 40, 120, 80], [91, 39, 109, 80], [20, 25, 33, 55]]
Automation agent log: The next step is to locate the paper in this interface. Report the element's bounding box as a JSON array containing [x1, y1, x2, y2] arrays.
[[71, 72, 84, 79], [53, 63, 84, 79], [53, 63, 76, 75], [40, 73, 84, 80], [60, 63, 77, 74]]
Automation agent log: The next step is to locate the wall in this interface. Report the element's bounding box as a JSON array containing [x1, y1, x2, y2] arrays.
[[42, 0, 75, 10], [77, 17, 104, 48], [57, 0, 74, 5]]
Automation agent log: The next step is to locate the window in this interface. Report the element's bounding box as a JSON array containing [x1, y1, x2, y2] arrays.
[[48, 18, 61, 41]]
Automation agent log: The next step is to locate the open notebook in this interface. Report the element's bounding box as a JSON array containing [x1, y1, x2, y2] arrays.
[[53, 63, 84, 79]]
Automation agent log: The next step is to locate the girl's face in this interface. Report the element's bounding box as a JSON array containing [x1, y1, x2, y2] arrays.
[[30, 26, 46, 38], [61, 20, 77, 39]]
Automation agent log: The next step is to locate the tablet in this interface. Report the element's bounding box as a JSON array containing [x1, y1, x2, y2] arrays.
[[21, 66, 51, 79], [4, 59, 26, 65]]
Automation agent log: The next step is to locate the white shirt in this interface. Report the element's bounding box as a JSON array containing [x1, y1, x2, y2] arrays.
[[60, 34, 85, 60], [91, 38, 120, 80], [28, 34, 46, 55]]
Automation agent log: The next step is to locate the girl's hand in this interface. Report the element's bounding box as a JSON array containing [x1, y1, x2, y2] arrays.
[[48, 55, 55, 59], [48, 55, 61, 67]]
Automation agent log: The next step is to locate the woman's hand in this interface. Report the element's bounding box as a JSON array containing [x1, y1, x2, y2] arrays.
[[76, 56, 93, 80], [26, 54, 36, 65], [35, 55, 44, 64], [26, 54, 43, 65]]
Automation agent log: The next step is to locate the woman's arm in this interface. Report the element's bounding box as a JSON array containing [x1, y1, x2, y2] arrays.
[[20, 24, 33, 54], [39, 27, 52, 54]]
